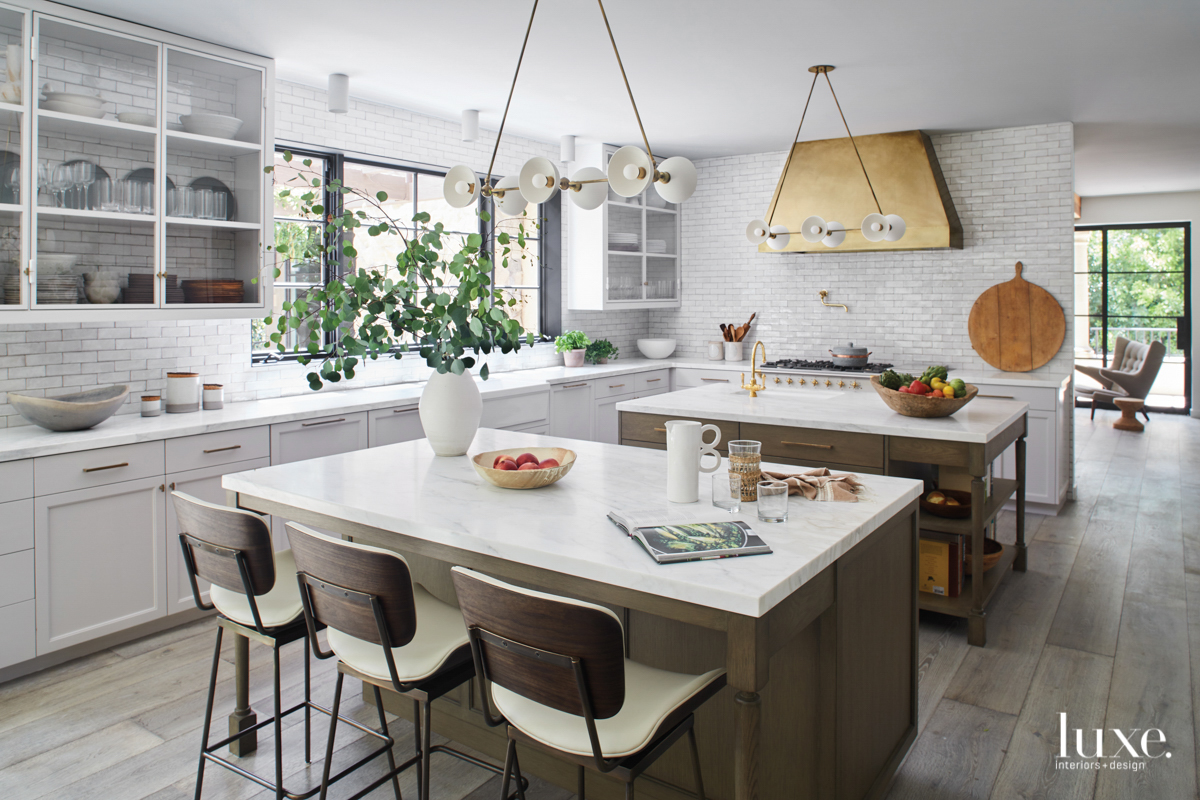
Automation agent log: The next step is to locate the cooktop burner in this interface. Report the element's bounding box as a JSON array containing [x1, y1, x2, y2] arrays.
[[760, 359, 895, 373]]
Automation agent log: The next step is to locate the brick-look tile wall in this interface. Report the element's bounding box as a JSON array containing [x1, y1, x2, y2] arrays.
[[652, 123, 1077, 377], [0, 80, 649, 427]]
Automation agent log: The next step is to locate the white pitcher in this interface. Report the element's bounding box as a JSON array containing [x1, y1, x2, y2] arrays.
[[665, 420, 722, 503]]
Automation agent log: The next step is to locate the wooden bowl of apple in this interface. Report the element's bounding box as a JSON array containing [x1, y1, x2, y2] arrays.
[[471, 447, 577, 489]]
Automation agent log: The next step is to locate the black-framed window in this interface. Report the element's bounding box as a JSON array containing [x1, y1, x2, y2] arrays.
[[253, 148, 555, 361]]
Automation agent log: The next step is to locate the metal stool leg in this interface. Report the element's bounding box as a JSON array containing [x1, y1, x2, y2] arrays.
[[687, 726, 706, 800], [318, 672, 345, 800], [511, 745, 526, 800], [499, 739, 516, 800], [421, 700, 434, 800], [412, 699, 423, 800], [194, 625, 224, 800], [577, 765, 585, 800], [304, 640, 312, 764], [372, 686, 403, 800], [625, 781, 634, 800], [273, 646, 284, 800]]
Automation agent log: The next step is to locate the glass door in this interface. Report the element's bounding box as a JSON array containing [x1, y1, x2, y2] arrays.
[[0, 6, 26, 311], [1074, 223, 1191, 412]]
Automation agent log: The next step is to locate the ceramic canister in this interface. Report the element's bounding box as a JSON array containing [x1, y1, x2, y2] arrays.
[[165, 372, 201, 413], [202, 384, 224, 410], [707, 341, 725, 361], [724, 341, 744, 362], [665, 419, 722, 503], [140, 394, 161, 417]]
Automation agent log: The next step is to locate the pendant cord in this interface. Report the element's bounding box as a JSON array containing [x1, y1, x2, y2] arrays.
[[824, 71, 883, 216], [767, 69, 820, 226], [485, 0, 541, 189], [596, 0, 656, 170]]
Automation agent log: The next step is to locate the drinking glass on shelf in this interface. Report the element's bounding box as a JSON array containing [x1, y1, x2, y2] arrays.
[[756, 481, 790, 523], [172, 186, 194, 218], [95, 177, 119, 212], [195, 188, 214, 220], [213, 191, 227, 221], [4, 165, 17, 204], [712, 471, 741, 513], [50, 164, 72, 208], [71, 162, 95, 210]]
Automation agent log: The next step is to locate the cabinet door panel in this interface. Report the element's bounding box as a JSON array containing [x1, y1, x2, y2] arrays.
[[0, 601, 34, 670], [549, 382, 594, 441], [992, 410, 1054, 505], [0, 459, 33, 504], [166, 458, 271, 616], [0, 498, 33, 556], [35, 477, 167, 654], [368, 407, 424, 448], [594, 394, 624, 445], [0, 550, 34, 608], [481, 390, 550, 429]]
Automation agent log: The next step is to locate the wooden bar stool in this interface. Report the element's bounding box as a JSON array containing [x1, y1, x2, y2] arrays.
[[173, 492, 388, 800], [451, 567, 727, 800], [288, 523, 517, 800]]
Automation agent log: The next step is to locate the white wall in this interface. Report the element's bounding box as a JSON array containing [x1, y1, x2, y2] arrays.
[[1078, 191, 1198, 416], [0, 80, 648, 427], [650, 123, 1077, 378]]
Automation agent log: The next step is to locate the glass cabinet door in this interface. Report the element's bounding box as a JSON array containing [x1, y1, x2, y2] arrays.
[[0, 5, 25, 310], [32, 15, 158, 307], [163, 47, 264, 307]]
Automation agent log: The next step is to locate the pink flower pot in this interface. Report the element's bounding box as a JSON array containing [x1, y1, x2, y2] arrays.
[[563, 349, 586, 367]]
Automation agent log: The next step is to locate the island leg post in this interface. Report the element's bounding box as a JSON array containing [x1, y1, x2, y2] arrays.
[[228, 632, 257, 755], [728, 616, 767, 800], [967, 475, 987, 647], [734, 692, 761, 800], [1014, 434, 1028, 572]]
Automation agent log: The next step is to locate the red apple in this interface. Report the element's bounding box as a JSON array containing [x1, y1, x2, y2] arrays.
[[493, 454, 517, 468], [496, 460, 518, 471], [515, 452, 540, 467], [517, 462, 540, 470], [537, 458, 559, 469]]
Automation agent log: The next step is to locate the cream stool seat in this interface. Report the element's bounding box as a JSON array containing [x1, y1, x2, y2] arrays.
[[209, 548, 303, 629]]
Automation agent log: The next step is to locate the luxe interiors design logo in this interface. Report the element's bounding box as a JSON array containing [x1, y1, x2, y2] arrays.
[[1056, 713, 1171, 773]]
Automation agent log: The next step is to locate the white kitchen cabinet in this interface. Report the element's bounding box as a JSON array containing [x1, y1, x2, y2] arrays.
[[165, 457, 271, 615], [270, 412, 369, 466], [977, 375, 1071, 512], [549, 380, 595, 441], [34, 475, 167, 653], [368, 406, 424, 448], [672, 369, 737, 390], [0, 498, 32, 556], [0, 600, 34, 670], [594, 386, 673, 445], [482, 388, 550, 431]]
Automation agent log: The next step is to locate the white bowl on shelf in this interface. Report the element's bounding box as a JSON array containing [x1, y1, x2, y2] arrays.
[[636, 338, 677, 359], [117, 112, 155, 127], [180, 113, 244, 140], [40, 99, 106, 118], [41, 91, 103, 109], [36, 254, 78, 274]]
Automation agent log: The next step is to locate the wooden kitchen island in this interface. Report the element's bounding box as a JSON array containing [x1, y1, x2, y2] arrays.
[[618, 383, 1030, 648], [224, 428, 923, 800]]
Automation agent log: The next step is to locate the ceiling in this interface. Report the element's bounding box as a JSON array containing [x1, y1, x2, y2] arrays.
[[68, 0, 1200, 196]]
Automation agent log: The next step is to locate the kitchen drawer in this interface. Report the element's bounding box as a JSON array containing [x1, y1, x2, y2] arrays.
[[166, 426, 270, 474], [618, 412, 739, 453], [673, 369, 737, 389], [741, 422, 884, 469], [971, 383, 1057, 412], [0, 550, 33, 608], [594, 376, 635, 399], [481, 389, 550, 429], [271, 412, 369, 466], [0, 499, 32, 556], [504, 420, 548, 435], [368, 406, 424, 448], [34, 441, 165, 496], [0, 600, 34, 669], [0, 459, 32, 503], [635, 369, 670, 393]]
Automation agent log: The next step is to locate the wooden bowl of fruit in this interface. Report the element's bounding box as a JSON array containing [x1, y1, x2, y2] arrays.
[[871, 375, 978, 418], [920, 488, 972, 519], [472, 448, 577, 490]]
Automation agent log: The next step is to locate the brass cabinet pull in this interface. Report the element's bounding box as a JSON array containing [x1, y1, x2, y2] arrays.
[[701, 378, 729, 383], [159, 484, 165, 492], [83, 462, 129, 473], [562, 382, 588, 389], [646, 378, 661, 383], [169, 482, 176, 490], [392, 408, 415, 413], [203, 445, 242, 454], [302, 418, 346, 427], [654, 427, 667, 432], [781, 441, 834, 450], [609, 383, 625, 388], [979, 394, 1015, 399]]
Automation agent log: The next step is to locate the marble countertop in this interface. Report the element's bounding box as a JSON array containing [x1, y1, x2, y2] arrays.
[[223, 428, 923, 617], [616, 383, 1030, 444]]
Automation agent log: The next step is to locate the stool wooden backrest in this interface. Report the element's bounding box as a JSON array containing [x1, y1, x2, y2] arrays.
[[451, 567, 626, 720], [172, 491, 276, 598]]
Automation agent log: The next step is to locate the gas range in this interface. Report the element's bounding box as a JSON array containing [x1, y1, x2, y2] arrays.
[[757, 358, 896, 391], [761, 359, 894, 373]]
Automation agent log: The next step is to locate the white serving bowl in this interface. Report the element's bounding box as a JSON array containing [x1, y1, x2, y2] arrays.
[[36, 254, 78, 274], [637, 338, 677, 359], [40, 99, 105, 118], [180, 113, 244, 140], [41, 91, 104, 109], [117, 112, 155, 126]]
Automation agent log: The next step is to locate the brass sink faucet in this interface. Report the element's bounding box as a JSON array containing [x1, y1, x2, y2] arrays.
[[741, 341, 767, 397]]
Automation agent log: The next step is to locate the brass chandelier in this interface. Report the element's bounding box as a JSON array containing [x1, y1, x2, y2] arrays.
[[442, 0, 697, 214], [747, 65, 905, 250]]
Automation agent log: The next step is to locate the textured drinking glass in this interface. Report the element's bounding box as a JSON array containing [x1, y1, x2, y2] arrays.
[[712, 471, 741, 513], [213, 191, 227, 221], [757, 481, 789, 523], [195, 188, 214, 219], [173, 186, 194, 218], [95, 177, 118, 212], [728, 440, 762, 502], [72, 162, 95, 210]]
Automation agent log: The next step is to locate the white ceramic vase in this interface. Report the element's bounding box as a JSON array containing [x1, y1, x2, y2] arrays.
[[419, 369, 482, 457]]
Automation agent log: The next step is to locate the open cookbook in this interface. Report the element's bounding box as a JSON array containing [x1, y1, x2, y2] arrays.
[[607, 510, 773, 564]]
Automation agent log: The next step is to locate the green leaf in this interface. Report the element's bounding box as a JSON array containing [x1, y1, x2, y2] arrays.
[[479, 363, 489, 380], [413, 211, 431, 224], [450, 358, 465, 375], [376, 191, 388, 202], [283, 151, 293, 162]]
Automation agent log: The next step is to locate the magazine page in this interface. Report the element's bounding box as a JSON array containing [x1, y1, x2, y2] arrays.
[[608, 509, 772, 564]]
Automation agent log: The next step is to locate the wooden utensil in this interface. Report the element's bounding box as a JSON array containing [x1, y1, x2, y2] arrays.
[[968, 262, 1065, 372], [720, 323, 729, 342]]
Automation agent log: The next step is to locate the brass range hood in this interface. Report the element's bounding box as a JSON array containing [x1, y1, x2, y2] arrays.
[[760, 129, 962, 253]]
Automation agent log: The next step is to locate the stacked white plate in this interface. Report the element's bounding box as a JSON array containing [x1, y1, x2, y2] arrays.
[[180, 113, 244, 140], [117, 112, 155, 127], [609, 232, 640, 252], [37, 274, 79, 304], [40, 91, 106, 119], [37, 254, 78, 275], [646, 239, 668, 254]]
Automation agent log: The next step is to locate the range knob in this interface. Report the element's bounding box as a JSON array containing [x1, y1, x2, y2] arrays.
[[851, 380, 860, 389], [798, 378, 806, 386], [824, 379, 832, 387], [786, 378, 793, 385], [774, 377, 780, 384], [837, 380, 845, 389]]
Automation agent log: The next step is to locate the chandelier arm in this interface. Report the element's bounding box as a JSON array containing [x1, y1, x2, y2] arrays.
[[485, 0, 541, 190], [766, 69, 820, 226], [823, 71, 883, 216], [596, 0, 656, 170]]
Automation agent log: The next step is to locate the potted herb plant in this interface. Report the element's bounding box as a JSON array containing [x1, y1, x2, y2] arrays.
[[585, 339, 618, 364], [261, 152, 536, 456], [555, 331, 591, 367]]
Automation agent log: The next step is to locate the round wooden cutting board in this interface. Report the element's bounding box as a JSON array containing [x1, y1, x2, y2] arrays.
[[968, 262, 1065, 372]]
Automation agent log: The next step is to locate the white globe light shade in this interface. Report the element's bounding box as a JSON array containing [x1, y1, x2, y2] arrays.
[[608, 146, 652, 197], [766, 224, 791, 250], [518, 157, 560, 203], [567, 167, 608, 210], [861, 213, 888, 242], [654, 156, 697, 203], [443, 164, 479, 208], [884, 214, 906, 241], [494, 175, 527, 216], [745, 219, 770, 244], [801, 215, 827, 243], [822, 221, 846, 248]]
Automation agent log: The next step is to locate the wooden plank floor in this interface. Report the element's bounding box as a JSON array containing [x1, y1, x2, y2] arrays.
[[0, 408, 1195, 800]]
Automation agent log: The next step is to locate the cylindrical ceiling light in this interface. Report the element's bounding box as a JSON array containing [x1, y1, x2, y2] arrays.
[[745, 65, 905, 251], [462, 110, 480, 142], [327, 73, 349, 114], [560, 134, 576, 164]]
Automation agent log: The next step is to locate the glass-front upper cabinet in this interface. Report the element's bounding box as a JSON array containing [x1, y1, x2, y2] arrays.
[[0, 5, 26, 313]]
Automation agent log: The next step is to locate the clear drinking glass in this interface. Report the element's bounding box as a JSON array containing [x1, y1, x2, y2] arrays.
[[51, 164, 72, 208], [95, 177, 118, 213], [728, 440, 762, 502], [757, 481, 789, 523], [173, 186, 194, 218], [72, 162, 95, 210], [195, 188, 214, 219], [213, 191, 227, 221], [712, 471, 741, 513]]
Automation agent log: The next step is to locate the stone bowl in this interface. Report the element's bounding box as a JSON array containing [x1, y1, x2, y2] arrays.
[[870, 376, 978, 418], [471, 447, 576, 490], [7, 384, 129, 431]]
